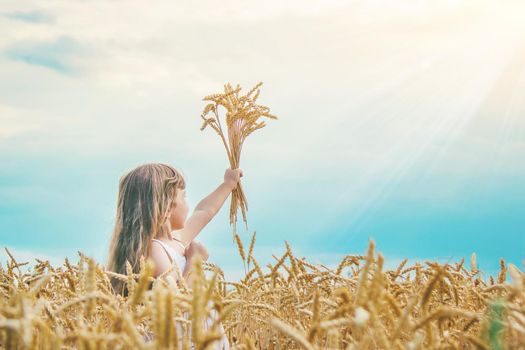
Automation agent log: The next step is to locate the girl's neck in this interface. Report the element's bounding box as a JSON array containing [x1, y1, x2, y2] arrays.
[[155, 231, 172, 241], [156, 231, 182, 242], [171, 232, 184, 242]]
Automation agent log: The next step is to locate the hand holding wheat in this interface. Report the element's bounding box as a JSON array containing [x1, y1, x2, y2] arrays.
[[199, 82, 277, 234], [224, 168, 243, 190]]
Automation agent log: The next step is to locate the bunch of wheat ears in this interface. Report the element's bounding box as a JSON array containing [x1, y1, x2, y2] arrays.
[[199, 82, 277, 234]]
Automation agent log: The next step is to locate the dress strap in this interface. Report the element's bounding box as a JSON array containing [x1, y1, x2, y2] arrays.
[[152, 239, 185, 260], [151, 239, 173, 263], [172, 239, 188, 251]]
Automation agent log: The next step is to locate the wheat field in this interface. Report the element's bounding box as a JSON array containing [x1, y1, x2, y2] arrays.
[[1, 234, 524, 349]]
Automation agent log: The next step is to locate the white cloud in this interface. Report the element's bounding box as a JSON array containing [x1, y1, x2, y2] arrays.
[[0, 104, 42, 138]]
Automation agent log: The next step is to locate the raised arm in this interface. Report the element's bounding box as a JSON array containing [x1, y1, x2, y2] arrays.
[[176, 168, 243, 246]]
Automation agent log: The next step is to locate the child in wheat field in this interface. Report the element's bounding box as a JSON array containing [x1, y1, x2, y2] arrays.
[[106, 163, 242, 349]]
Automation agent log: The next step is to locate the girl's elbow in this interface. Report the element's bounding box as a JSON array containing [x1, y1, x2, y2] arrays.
[[200, 208, 216, 221], [194, 204, 215, 216]]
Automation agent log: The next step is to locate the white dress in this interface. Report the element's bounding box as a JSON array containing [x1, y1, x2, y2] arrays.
[[144, 239, 230, 350]]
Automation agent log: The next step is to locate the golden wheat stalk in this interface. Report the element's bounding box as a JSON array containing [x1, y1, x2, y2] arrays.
[[1, 240, 525, 349], [199, 82, 278, 235]]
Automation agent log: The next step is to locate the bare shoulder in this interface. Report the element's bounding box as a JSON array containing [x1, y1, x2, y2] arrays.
[[149, 240, 172, 278]]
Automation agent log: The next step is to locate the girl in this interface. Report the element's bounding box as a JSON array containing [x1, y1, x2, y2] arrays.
[[105, 162, 242, 349]]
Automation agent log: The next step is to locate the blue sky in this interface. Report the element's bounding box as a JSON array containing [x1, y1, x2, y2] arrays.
[[1, 0, 524, 281]]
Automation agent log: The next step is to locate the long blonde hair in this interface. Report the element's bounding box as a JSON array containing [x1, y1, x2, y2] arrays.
[[105, 163, 186, 296]]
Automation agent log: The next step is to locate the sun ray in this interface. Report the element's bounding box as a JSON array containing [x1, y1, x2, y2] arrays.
[[314, 27, 525, 244]]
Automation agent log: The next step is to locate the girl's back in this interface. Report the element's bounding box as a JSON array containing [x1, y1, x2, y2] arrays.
[[151, 238, 187, 272]]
